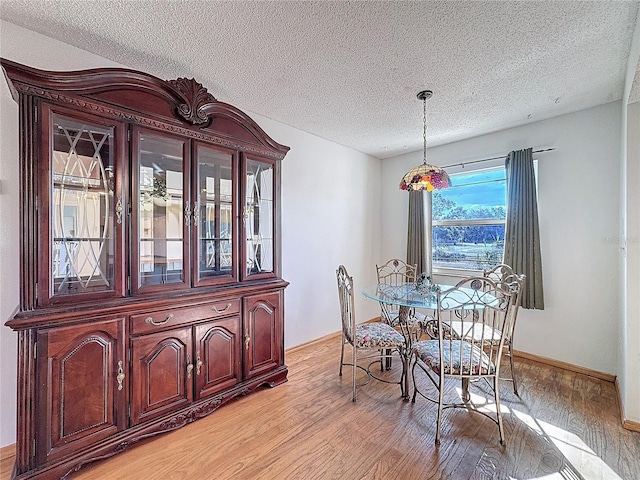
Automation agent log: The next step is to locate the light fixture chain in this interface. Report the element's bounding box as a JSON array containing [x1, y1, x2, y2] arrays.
[[399, 90, 450, 192], [423, 96, 427, 165]]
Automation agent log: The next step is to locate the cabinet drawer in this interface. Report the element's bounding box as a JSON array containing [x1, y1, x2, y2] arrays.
[[131, 299, 240, 335]]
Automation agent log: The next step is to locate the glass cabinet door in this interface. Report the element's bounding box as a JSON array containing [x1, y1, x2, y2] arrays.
[[45, 109, 124, 304], [133, 129, 189, 293], [193, 144, 236, 285], [243, 156, 276, 280]]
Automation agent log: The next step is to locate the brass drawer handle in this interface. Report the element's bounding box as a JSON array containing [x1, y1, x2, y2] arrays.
[[116, 361, 125, 391], [186, 353, 193, 379], [115, 195, 124, 225], [184, 204, 192, 226], [212, 303, 232, 314], [145, 313, 174, 326], [196, 351, 203, 376], [192, 201, 200, 226]]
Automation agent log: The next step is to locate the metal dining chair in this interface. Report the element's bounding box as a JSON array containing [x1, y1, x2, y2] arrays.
[[482, 264, 525, 395], [411, 276, 514, 445], [375, 259, 433, 372], [336, 265, 407, 401], [440, 266, 525, 396], [376, 259, 431, 341]]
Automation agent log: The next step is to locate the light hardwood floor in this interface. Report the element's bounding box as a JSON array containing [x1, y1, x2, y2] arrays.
[[2, 334, 639, 480]]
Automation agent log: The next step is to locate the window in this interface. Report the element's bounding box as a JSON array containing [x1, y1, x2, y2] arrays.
[[432, 167, 506, 272]]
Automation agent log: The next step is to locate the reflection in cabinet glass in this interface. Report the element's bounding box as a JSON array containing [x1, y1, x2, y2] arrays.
[[137, 133, 186, 287], [245, 158, 274, 277], [51, 114, 116, 297], [196, 146, 235, 283]]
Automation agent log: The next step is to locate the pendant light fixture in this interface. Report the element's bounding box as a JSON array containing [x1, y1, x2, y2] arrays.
[[399, 90, 451, 192]]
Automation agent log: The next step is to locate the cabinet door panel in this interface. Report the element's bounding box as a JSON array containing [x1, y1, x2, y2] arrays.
[[39, 104, 126, 305], [194, 316, 241, 399], [242, 156, 278, 281], [193, 143, 238, 286], [37, 318, 126, 463], [243, 292, 282, 379], [132, 127, 190, 294], [131, 328, 193, 425]]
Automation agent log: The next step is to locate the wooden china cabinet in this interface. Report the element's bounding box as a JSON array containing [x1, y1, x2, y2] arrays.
[[1, 59, 289, 479]]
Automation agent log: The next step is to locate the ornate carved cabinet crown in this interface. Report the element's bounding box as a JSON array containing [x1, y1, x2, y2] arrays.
[[1, 59, 290, 479]]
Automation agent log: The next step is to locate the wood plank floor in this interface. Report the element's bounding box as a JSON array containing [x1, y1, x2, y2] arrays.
[[2, 334, 639, 479]]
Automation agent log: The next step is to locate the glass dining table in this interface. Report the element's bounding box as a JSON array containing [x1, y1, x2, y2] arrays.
[[361, 281, 499, 399], [362, 281, 500, 325], [362, 282, 440, 309]]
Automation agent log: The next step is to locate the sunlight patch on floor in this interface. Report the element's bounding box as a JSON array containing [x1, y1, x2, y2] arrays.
[[446, 387, 622, 479], [453, 387, 498, 413], [512, 409, 622, 480]]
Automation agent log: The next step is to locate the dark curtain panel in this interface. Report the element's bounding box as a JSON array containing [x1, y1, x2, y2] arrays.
[[407, 190, 430, 274], [504, 148, 544, 309]]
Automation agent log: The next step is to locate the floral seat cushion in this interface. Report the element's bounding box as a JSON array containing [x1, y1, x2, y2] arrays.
[[355, 322, 405, 348], [412, 339, 495, 375]]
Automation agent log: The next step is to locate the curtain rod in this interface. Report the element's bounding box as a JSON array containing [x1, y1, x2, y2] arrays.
[[442, 148, 555, 169]]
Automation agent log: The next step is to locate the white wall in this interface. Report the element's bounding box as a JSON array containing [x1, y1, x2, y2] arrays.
[[382, 103, 622, 378], [254, 112, 383, 345], [0, 21, 382, 447], [623, 100, 640, 424], [620, 5, 640, 425]]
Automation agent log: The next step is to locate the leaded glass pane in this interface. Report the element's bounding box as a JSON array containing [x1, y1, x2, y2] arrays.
[[137, 134, 185, 287], [245, 159, 273, 276], [51, 115, 115, 296], [196, 146, 233, 281]]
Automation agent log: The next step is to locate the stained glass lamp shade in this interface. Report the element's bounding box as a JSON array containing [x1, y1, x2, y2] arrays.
[[399, 164, 451, 191], [399, 90, 451, 192]]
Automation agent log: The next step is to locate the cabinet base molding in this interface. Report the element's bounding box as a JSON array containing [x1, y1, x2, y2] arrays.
[[13, 366, 287, 480]]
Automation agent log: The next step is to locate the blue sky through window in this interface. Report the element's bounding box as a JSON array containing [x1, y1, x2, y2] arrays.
[[435, 168, 506, 209]]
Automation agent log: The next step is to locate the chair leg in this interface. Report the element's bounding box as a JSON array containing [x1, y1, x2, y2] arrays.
[[494, 376, 505, 445], [399, 351, 409, 399], [411, 357, 419, 403], [508, 343, 519, 395], [339, 337, 345, 376], [352, 343, 357, 402], [435, 375, 445, 446]]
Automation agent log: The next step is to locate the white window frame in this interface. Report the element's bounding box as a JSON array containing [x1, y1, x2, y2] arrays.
[[431, 159, 538, 277]]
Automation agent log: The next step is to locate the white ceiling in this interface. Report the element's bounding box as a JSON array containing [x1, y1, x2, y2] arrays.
[[1, 1, 639, 159]]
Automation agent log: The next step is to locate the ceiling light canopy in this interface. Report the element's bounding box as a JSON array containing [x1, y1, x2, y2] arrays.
[[399, 90, 451, 192]]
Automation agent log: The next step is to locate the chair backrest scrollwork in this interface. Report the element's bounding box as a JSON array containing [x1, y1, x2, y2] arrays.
[[375, 259, 420, 325], [437, 276, 514, 377], [483, 264, 525, 339], [336, 265, 355, 344], [376, 258, 418, 286]]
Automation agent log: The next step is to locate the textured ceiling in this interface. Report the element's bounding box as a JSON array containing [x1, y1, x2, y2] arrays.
[[1, 1, 639, 159]]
